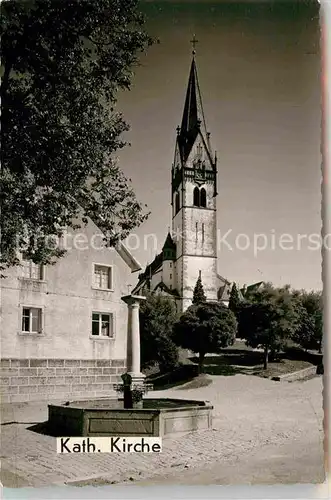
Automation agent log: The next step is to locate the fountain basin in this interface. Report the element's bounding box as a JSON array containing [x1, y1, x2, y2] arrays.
[[48, 398, 213, 438]]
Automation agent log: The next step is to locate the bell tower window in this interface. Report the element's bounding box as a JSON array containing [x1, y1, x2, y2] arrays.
[[193, 187, 200, 207], [200, 188, 207, 208]]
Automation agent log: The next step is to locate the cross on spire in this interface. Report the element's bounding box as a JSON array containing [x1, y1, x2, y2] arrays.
[[190, 34, 198, 55]]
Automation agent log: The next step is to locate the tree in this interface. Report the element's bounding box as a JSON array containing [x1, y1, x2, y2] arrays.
[[173, 302, 237, 373], [1, 0, 154, 271], [237, 299, 251, 339], [192, 275, 207, 305], [292, 290, 323, 352], [139, 293, 179, 372], [239, 284, 301, 369], [228, 282, 240, 317]]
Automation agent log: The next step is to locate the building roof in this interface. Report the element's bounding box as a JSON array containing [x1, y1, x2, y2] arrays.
[[114, 241, 142, 273], [133, 232, 177, 292], [217, 274, 231, 286], [154, 281, 180, 297], [132, 252, 163, 294], [237, 286, 245, 301], [162, 232, 176, 251], [87, 211, 142, 273], [218, 284, 231, 301], [241, 281, 264, 294], [177, 55, 212, 164]]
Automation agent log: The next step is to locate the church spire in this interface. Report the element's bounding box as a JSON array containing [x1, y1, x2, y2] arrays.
[[177, 37, 211, 163]]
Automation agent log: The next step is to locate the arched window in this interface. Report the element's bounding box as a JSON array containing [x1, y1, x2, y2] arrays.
[[193, 187, 200, 207], [200, 188, 207, 208], [175, 192, 180, 213]]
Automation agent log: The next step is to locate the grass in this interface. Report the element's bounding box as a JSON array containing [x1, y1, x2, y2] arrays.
[[145, 341, 318, 390]]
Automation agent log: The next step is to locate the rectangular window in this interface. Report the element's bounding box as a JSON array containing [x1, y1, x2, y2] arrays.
[[91, 312, 114, 337], [22, 255, 43, 280], [169, 263, 172, 268], [93, 265, 112, 290], [170, 273, 172, 279], [22, 307, 42, 333]]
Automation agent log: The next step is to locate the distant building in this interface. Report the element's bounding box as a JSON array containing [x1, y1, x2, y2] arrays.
[[0, 220, 141, 403], [240, 281, 265, 298], [133, 48, 231, 311]]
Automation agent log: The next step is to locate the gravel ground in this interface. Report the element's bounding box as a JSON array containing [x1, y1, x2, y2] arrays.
[[133, 437, 325, 485], [0, 374, 324, 487]]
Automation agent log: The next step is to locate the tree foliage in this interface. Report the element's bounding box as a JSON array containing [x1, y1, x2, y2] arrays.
[[192, 275, 207, 305], [173, 302, 237, 372], [228, 282, 240, 316], [292, 290, 323, 352], [239, 284, 301, 369], [1, 0, 153, 270], [139, 293, 179, 372]]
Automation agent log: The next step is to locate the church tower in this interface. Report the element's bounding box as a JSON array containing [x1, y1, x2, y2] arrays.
[[132, 40, 231, 308], [172, 42, 218, 311]]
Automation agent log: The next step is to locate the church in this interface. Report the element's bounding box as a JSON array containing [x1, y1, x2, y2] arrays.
[[132, 45, 232, 311]]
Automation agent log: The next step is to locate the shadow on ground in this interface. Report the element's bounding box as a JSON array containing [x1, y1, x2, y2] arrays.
[[189, 349, 264, 376], [148, 366, 199, 391], [148, 342, 322, 388], [147, 350, 261, 388], [148, 346, 265, 388], [27, 421, 57, 436]]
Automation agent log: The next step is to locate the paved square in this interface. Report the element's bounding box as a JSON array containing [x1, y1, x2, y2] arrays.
[[0, 374, 324, 487]]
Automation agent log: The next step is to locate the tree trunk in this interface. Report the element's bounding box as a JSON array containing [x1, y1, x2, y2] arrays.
[[198, 352, 205, 374], [263, 346, 269, 370]]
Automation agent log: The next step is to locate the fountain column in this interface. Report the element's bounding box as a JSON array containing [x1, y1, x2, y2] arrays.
[[121, 294, 146, 407]]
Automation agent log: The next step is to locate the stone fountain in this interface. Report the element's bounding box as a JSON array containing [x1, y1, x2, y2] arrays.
[[48, 295, 213, 438]]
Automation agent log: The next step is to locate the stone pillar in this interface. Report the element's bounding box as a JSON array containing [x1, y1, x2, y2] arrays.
[[121, 294, 146, 384]]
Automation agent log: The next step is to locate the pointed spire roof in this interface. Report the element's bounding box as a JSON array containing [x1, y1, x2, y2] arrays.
[[162, 232, 176, 251], [178, 51, 210, 163], [180, 57, 207, 137]]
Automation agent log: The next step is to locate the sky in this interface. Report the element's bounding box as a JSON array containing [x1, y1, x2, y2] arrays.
[[116, 0, 322, 291]]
